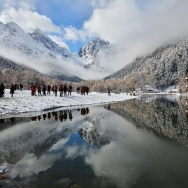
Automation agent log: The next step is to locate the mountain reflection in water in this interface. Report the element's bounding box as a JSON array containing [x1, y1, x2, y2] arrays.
[[0, 97, 188, 188]]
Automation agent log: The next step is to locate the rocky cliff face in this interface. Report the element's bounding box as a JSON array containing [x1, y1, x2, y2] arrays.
[[105, 38, 188, 90], [78, 38, 120, 74], [78, 115, 118, 147], [78, 38, 110, 58]]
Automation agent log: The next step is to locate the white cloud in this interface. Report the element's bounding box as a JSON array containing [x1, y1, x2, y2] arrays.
[[63, 26, 88, 42], [81, 0, 188, 71], [9, 153, 61, 178], [84, 0, 144, 43], [1, 0, 188, 76], [48, 35, 70, 50], [0, 2, 61, 33], [65, 145, 89, 159], [91, 0, 114, 8]]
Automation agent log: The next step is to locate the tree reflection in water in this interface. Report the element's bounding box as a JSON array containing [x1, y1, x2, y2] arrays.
[[109, 95, 188, 147]]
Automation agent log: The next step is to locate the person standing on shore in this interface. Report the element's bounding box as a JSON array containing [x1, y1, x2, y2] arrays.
[[38, 85, 42, 96], [47, 85, 51, 95], [0, 84, 4, 98], [108, 87, 111, 96], [68, 84, 72, 96], [64, 84, 67, 96], [54, 85, 57, 96], [59, 84, 63, 97], [20, 83, 23, 91], [10, 84, 15, 97], [31, 84, 36, 96], [77, 87, 80, 94], [42, 85, 46, 96]]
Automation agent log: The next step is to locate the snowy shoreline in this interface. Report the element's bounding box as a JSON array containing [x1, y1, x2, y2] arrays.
[[0, 89, 137, 118]]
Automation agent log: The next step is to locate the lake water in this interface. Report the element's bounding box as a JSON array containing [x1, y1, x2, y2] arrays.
[[0, 95, 188, 188]]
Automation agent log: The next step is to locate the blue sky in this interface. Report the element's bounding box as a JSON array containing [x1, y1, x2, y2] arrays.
[[0, 0, 187, 55], [0, 0, 97, 52], [34, 0, 95, 52]]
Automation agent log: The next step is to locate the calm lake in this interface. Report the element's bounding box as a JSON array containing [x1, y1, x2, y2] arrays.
[[0, 95, 188, 188]]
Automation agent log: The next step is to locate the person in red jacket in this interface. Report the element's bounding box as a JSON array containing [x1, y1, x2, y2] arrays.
[[108, 87, 111, 96], [31, 84, 36, 96]]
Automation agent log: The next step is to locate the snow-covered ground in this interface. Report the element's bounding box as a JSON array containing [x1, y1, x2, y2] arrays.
[[0, 89, 136, 118], [136, 85, 179, 94]]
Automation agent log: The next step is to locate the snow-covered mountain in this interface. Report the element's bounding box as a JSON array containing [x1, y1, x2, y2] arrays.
[[78, 113, 119, 147], [78, 38, 110, 60], [29, 27, 71, 59], [0, 21, 82, 82], [0, 21, 123, 80], [0, 22, 50, 57], [78, 38, 121, 74], [104, 37, 188, 90]]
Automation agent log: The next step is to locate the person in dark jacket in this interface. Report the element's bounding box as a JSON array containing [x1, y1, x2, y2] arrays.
[[63, 84, 67, 96], [68, 84, 72, 96], [20, 83, 23, 91], [54, 85, 57, 96], [47, 85, 51, 95], [38, 85, 42, 96], [59, 84, 63, 97], [10, 84, 15, 97], [0, 84, 4, 98], [42, 85, 46, 96], [85, 86, 89, 95], [77, 87, 80, 94]]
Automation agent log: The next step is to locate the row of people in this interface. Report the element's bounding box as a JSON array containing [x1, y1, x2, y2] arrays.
[[0, 83, 90, 98], [0, 83, 23, 98], [31, 84, 73, 96], [11, 83, 23, 91]]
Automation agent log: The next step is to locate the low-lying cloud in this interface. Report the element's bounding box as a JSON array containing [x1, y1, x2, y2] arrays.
[[0, 46, 107, 80], [83, 0, 188, 70], [1, 0, 188, 78]]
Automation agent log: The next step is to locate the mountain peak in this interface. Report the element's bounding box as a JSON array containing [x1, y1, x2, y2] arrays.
[[33, 27, 45, 35], [78, 38, 110, 58], [5, 21, 23, 32], [3, 21, 29, 37]]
